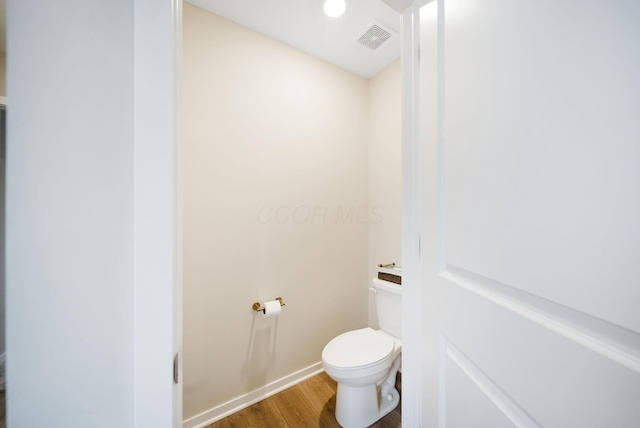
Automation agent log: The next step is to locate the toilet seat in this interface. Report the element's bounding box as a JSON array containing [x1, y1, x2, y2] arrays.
[[322, 327, 394, 370]]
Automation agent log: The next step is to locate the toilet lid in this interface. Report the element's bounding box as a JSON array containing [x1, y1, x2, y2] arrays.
[[322, 328, 394, 369]]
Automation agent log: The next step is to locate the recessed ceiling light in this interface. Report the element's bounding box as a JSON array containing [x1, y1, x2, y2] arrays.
[[323, 0, 346, 18]]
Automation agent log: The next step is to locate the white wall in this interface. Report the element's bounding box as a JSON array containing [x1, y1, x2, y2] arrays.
[[7, 2, 135, 426], [182, 4, 371, 420], [7, 1, 178, 426], [368, 59, 402, 326]]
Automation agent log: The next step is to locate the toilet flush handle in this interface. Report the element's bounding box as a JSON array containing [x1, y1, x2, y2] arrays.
[[369, 287, 378, 294]]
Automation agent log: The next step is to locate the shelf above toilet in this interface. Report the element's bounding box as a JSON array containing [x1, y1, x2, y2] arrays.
[[377, 263, 402, 284]]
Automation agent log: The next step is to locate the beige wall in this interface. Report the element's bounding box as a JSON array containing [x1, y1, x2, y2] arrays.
[[368, 59, 402, 326], [183, 3, 371, 419]]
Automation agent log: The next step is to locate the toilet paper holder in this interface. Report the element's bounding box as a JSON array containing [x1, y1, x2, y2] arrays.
[[252, 297, 285, 313]]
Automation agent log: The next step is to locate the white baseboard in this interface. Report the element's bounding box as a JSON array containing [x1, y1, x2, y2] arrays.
[[182, 362, 324, 428]]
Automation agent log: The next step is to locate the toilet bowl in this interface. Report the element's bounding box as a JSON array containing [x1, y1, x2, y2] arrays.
[[322, 328, 401, 427], [321, 278, 402, 428]]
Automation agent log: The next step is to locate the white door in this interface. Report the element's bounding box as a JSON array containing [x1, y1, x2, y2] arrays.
[[417, 0, 640, 426]]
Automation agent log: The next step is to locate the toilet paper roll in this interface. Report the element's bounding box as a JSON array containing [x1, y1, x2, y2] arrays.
[[263, 300, 282, 318]]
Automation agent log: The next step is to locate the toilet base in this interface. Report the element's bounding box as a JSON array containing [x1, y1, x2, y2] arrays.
[[335, 383, 400, 428]]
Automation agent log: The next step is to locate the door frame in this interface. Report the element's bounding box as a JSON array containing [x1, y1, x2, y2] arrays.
[[400, 1, 425, 426], [133, 0, 182, 426], [170, 1, 425, 426]]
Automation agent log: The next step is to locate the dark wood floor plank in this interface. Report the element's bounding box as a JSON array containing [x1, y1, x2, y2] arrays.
[[297, 372, 340, 427], [272, 384, 324, 427], [371, 401, 402, 428], [205, 397, 286, 428], [244, 398, 286, 427], [298, 372, 336, 403], [0, 391, 5, 428]]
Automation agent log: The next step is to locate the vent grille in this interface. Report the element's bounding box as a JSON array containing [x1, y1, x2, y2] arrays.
[[355, 21, 394, 51]]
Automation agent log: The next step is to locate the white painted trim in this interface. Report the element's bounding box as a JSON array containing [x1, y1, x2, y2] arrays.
[[0, 96, 7, 106], [182, 362, 324, 428], [401, 2, 423, 427], [443, 336, 542, 428], [442, 267, 640, 374], [174, 0, 184, 425], [133, 0, 181, 426]]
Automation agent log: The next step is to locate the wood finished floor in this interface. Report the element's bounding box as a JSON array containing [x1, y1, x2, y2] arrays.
[[206, 371, 401, 428], [0, 375, 397, 428], [0, 391, 5, 428]]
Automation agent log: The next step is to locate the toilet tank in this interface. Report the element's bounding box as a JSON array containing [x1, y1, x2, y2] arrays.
[[372, 278, 401, 339]]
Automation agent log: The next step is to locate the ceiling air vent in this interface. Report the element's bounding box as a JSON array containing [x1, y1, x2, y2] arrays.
[[354, 20, 395, 51]]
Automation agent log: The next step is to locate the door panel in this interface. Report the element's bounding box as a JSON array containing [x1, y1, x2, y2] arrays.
[[419, 0, 640, 425], [445, 349, 520, 428], [444, 0, 640, 332], [440, 283, 640, 426]]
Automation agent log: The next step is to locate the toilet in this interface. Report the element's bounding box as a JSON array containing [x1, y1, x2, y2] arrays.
[[322, 278, 402, 428]]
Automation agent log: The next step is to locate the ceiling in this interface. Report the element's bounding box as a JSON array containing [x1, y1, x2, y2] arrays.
[[0, 0, 404, 76], [186, 0, 401, 79]]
